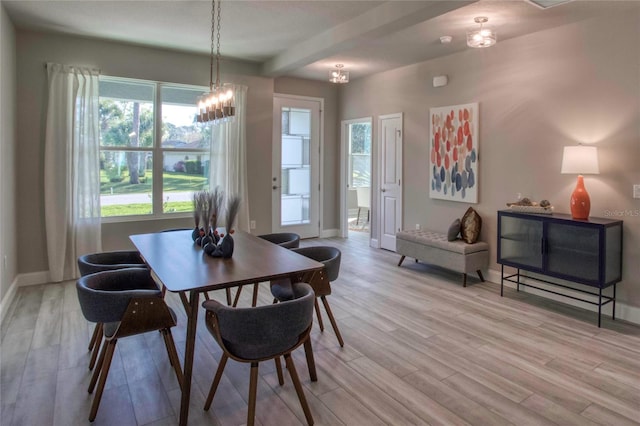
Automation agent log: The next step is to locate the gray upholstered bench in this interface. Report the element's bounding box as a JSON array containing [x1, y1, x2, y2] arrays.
[[396, 229, 489, 287]]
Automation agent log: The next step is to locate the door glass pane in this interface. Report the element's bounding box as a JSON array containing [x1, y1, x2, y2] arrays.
[[280, 107, 310, 226], [349, 122, 371, 188]]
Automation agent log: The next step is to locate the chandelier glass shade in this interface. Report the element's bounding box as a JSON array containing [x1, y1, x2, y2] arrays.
[[329, 64, 349, 84], [466, 17, 497, 48], [197, 0, 235, 124]]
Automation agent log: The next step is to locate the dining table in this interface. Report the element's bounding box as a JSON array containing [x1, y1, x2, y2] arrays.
[[130, 229, 324, 426]]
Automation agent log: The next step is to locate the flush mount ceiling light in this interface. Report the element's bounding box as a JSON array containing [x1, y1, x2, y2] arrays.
[[196, 0, 235, 125], [330, 64, 349, 84], [466, 16, 497, 48]]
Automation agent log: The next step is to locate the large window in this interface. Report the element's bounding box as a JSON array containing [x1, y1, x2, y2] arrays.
[[99, 77, 210, 219]]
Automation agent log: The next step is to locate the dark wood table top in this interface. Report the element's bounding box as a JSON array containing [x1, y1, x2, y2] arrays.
[[130, 230, 323, 293]]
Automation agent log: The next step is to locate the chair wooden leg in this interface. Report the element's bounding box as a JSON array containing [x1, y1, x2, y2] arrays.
[[89, 324, 103, 370], [477, 269, 485, 282], [204, 354, 228, 411], [397, 255, 406, 266], [247, 362, 259, 426], [251, 283, 259, 307], [232, 286, 243, 307], [89, 339, 117, 422], [225, 288, 232, 306], [303, 338, 318, 382], [274, 357, 284, 385], [89, 339, 108, 393], [320, 296, 344, 347], [162, 329, 184, 391], [284, 354, 314, 425], [88, 323, 101, 351], [314, 298, 324, 331]]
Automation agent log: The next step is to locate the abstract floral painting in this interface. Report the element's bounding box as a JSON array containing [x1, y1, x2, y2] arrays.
[[429, 102, 479, 203]]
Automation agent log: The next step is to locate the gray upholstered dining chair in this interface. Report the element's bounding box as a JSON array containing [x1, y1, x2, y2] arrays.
[[202, 282, 315, 426], [77, 250, 147, 370], [76, 268, 183, 422], [232, 232, 301, 307], [272, 246, 344, 347]]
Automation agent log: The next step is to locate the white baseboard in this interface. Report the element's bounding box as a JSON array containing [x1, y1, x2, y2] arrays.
[[0, 276, 19, 327], [320, 228, 340, 238], [16, 270, 50, 287], [1, 270, 50, 328], [370, 238, 379, 248], [485, 269, 640, 326]]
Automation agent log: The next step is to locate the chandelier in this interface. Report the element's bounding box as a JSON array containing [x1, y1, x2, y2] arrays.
[[196, 0, 235, 124], [329, 64, 349, 84], [466, 17, 497, 48]]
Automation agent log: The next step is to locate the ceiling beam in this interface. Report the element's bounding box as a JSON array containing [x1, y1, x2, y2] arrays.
[[261, 0, 476, 77]]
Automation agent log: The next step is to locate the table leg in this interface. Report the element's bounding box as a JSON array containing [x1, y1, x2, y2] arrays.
[[179, 290, 200, 426]]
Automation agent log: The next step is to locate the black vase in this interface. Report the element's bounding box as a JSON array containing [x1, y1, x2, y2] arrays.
[[219, 234, 234, 258], [191, 227, 201, 241]]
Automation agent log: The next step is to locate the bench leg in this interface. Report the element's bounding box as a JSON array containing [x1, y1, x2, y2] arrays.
[[397, 255, 406, 266], [463, 273, 467, 288], [477, 270, 485, 282]]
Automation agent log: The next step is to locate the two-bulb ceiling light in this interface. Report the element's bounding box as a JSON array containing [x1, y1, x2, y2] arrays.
[[196, 0, 235, 125], [466, 17, 497, 48], [330, 64, 349, 84]]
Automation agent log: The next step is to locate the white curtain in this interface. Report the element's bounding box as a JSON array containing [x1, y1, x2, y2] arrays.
[[210, 84, 250, 232], [44, 63, 101, 282]]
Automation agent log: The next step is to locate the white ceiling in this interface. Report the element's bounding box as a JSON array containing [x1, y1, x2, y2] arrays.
[[4, 0, 636, 82]]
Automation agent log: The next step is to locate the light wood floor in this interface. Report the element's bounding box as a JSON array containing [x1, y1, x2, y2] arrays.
[[2, 232, 640, 425]]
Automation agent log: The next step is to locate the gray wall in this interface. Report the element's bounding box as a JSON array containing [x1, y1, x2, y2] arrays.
[[1, 4, 17, 301], [340, 11, 640, 307], [15, 30, 340, 273]]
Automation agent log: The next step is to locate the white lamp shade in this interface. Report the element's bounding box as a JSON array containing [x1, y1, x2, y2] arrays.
[[561, 146, 599, 174]]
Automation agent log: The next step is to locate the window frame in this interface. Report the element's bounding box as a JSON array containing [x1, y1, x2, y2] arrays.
[[99, 75, 209, 223]]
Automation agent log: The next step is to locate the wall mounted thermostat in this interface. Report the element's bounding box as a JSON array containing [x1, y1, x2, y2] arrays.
[[433, 75, 448, 87]]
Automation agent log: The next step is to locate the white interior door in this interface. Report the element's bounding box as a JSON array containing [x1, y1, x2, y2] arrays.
[[378, 113, 403, 251], [272, 96, 321, 238]]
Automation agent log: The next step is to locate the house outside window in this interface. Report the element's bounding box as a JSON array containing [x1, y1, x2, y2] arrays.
[[99, 77, 210, 219]]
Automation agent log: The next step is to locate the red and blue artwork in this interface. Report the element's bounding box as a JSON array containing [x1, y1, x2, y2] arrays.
[[429, 103, 479, 203]]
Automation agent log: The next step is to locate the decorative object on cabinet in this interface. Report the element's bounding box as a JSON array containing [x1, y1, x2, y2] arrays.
[[497, 210, 622, 327], [507, 198, 554, 214], [561, 145, 599, 220], [429, 103, 479, 203]]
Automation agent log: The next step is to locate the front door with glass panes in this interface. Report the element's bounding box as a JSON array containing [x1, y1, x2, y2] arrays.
[[272, 96, 321, 238]]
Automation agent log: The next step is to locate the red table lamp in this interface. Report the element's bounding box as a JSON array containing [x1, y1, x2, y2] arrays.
[[561, 145, 599, 220]]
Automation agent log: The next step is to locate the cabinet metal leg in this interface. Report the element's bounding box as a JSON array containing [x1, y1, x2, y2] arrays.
[[517, 269, 520, 292], [598, 287, 602, 328], [500, 265, 504, 297], [613, 284, 616, 321]]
